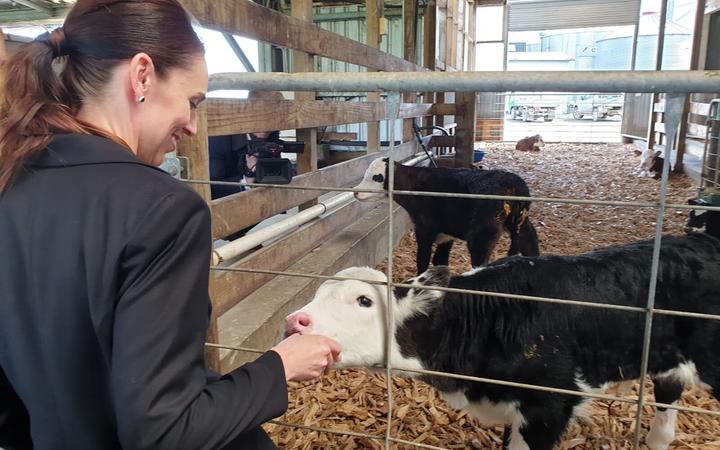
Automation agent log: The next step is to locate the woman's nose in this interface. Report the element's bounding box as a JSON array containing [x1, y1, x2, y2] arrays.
[[183, 115, 198, 136]]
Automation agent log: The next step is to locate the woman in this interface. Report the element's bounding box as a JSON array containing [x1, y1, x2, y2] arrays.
[[0, 1, 341, 449]]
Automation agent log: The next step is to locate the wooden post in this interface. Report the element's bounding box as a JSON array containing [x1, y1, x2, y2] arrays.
[[403, 0, 418, 144], [366, 0, 382, 153], [177, 104, 211, 203], [1, 28, 6, 105], [292, 0, 318, 208], [467, 1, 476, 71], [175, 105, 221, 373], [0, 28, 6, 64], [675, 0, 707, 174], [644, 0, 668, 153], [455, 91, 476, 167], [450, 0, 458, 70], [423, 0, 437, 131]]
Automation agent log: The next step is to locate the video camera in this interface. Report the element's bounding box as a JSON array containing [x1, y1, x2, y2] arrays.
[[246, 139, 305, 184]]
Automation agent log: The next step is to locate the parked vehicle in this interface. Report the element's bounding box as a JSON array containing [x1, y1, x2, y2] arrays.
[[508, 95, 558, 122], [568, 94, 624, 121]]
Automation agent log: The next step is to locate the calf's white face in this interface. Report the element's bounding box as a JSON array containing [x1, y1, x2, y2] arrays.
[[285, 266, 451, 370], [285, 267, 390, 367], [533, 135, 545, 148], [353, 158, 388, 202]]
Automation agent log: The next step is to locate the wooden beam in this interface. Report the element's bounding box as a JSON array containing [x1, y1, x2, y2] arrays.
[[644, 0, 669, 151], [403, 0, 419, 143], [291, 0, 318, 191], [676, 0, 707, 174], [179, 0, 423, 72], [467, 1, 476, 70], [174, 104, 220, 371], [429, 135, 456, 147], [218, 204, 413, 372], [209, 141, 418, 239], [0, 28, 6, 64], [206, 99, 446, 136], [454, 91, 476, 167], [366, 0, 383, 153], [422, 0, 438, 130], [707, 0, 720, 14], [0, 28, 6, 105], [211, 199, 376, 317], [177, 104, 211, 204]]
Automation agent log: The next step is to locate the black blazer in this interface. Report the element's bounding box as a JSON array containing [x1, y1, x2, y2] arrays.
[[0, 134, 287, 450]]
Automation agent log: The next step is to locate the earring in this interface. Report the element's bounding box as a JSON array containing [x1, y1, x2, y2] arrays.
[[137, 95, 146, 103]]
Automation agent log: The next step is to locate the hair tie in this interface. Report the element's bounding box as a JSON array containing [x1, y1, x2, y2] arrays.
[[33, 28, 68, 59]]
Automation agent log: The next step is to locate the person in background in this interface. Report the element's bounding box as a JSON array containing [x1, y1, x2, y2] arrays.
[[0, 1, 340, 449], [208, 90, 288, 198]]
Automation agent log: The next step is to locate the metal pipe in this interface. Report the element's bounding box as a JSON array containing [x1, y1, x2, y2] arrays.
[[14, 0, 54, 16], [223, 33, 256, 72], [188, 178, 720, 212], [211, 192, 355, 265], [209, 70, 720, 93], [211, 150, 430, 265], [628, 1, 641, 71], [384, 91, 401, 450], [209, 265, 720, 323], [633, 92, 685, 448]]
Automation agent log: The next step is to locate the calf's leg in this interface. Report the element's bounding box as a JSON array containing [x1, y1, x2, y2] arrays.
[[507, 215, 539, 257], [432, 240, 454, 266], [467, 227, 501, 267], [415, 231, 435, 275], [511, 412, 569, 450], [646, 376, 684, 450]]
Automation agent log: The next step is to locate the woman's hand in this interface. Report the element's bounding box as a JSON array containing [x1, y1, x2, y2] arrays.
[[271, 334, 342, 382]]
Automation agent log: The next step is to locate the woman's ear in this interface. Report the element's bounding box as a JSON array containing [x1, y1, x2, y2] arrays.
[[128, 53, 156, 101]]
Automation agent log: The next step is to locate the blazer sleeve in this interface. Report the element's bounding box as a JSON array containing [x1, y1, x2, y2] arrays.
[[0, 367, 32, 450], [111, 189, 288, 450]]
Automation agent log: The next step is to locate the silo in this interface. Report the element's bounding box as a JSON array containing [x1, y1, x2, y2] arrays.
[[596, 12, 691, 70]]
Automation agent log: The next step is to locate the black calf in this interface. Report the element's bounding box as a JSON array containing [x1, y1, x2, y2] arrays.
[[396, 232, 720, 450]]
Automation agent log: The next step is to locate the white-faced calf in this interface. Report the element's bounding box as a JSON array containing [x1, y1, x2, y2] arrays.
[[634, 149, 664, 179], [353, 158, 539, 274], [287, 233, 720, 450]]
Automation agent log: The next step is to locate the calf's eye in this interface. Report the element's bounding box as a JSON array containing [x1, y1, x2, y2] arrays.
[[357, 295, 373, 307]]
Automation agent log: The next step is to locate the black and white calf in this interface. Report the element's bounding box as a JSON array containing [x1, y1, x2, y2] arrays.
[[286, 233, 720, 450], [634, 149, 664, 179], [354, 158, 540, 274], [685, 198, 719, 236]]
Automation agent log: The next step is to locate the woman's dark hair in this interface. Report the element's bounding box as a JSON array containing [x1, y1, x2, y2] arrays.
[[0, 0, 204, 192]]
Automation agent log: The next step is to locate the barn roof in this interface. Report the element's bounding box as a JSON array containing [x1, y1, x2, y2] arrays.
[[0, 0, 74, 24]]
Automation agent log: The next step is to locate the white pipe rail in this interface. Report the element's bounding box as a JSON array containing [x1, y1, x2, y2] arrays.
[[212, 192, 355, 265], [211, 151, 432, 265]]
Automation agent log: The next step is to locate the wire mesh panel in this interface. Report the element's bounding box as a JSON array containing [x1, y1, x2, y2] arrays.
[[195, 71, 720, 449], [701, 99, 720, 200]]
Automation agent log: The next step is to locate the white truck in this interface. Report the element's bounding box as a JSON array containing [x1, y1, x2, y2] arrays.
[[507, 94, 559, 122], [567, 94, 624, 121]]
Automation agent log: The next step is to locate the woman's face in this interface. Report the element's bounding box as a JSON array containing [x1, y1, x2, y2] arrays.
[[135, 55, 208, 166]]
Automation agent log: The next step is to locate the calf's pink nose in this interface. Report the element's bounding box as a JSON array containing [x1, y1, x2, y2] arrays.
[[285, 312, 313, 334]]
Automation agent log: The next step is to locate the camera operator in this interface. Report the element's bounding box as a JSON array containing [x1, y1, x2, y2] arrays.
[[208, 91, 289, 199], [242, 129, 288, 185]]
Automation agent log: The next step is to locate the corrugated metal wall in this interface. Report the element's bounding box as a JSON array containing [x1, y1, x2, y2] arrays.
[[507, 0, 641, 31], [309, 6, 421, 142]]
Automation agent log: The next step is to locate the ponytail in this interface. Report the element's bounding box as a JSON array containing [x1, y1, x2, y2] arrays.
[[0, 0, 203, 193], [0, 29, 116, 192]]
